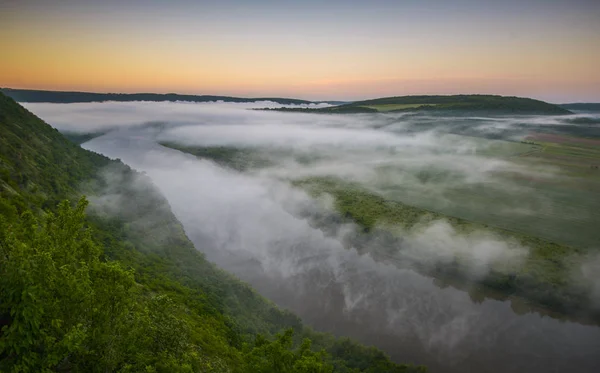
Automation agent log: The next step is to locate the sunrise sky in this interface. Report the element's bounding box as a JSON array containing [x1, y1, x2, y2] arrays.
[[2, 0, 599, 102]]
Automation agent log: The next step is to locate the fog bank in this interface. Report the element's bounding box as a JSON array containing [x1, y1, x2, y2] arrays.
[[23, 101, 600, 372]]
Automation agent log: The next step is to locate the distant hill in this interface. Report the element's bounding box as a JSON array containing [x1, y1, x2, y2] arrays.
[[263, 94, 572, 115], [0, 87, 327, 105], [560, 103, 600, 112]]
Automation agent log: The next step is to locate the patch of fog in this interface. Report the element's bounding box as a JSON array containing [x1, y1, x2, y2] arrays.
[[24, 100, 589, 278], [22, 100, 332, 132], [404, 220, 528, 279], [575, 253, 600, 309]]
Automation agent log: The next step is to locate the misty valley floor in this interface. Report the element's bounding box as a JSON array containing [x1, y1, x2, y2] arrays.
[[25, 100, 600, 373]]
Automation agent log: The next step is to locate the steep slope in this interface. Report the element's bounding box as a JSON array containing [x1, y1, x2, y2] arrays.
[[0, 93, 424, 372], [0, 93, 112, 214]]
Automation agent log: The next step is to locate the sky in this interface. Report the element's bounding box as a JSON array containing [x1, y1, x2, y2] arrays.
[[1, 0, 600, 102]]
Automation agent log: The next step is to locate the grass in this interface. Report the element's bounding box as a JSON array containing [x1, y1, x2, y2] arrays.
[[364, 134, 600, 249], [532, 142, 600, 164], [440, 134, 539, 156], [394, 178, 600, 249]]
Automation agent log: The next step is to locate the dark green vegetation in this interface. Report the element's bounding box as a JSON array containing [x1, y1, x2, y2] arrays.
[[261, 95, 572, 115], [0, 91, 426, 372], [62, 131, 109, 145], [0, 87, 315, 105], [0, 93, 112, 214], [159, 142, 275, 171]]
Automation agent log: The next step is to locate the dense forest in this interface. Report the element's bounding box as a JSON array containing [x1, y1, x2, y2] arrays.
[[0, 92, 425, 372]]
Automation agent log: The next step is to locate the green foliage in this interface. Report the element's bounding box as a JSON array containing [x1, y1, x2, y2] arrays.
[[0, 198, 232, 372], [0, 93, 111, 213], [159, 143, 273, 172], [244, 329, 333, 373]]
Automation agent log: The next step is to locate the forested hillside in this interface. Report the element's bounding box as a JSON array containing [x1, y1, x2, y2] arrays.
[[262, 95, 572, 115], [0, 93, 425, 372]]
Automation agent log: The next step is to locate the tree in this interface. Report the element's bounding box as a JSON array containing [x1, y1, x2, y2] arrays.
[[244, 329, 333, 373], [0, 198, 104, 371]]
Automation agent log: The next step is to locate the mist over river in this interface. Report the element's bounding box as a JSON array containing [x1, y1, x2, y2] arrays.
[[25, 101, 600, 372]]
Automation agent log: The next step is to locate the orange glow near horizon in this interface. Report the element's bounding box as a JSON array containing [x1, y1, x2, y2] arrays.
[[2, 1, 599, 102]]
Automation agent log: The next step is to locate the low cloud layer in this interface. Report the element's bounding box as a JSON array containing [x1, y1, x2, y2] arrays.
[[24, 101, 600, 373], [23, 100, 332, 132]]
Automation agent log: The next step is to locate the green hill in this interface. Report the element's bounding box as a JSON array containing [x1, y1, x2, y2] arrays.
[[0, 92, 425, 372], [264, 95, 572, 115]]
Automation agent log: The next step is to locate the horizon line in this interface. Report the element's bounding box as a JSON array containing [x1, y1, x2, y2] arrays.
[[3, 86, 596, 105]]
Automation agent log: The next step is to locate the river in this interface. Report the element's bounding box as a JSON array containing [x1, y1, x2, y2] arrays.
[[83, 129, 600, 373]]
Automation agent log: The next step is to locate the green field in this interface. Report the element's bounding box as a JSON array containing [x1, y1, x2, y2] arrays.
[[377, 137, 600, 248], [520, 135, 600, 175], [443, 134, 539, 156]]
